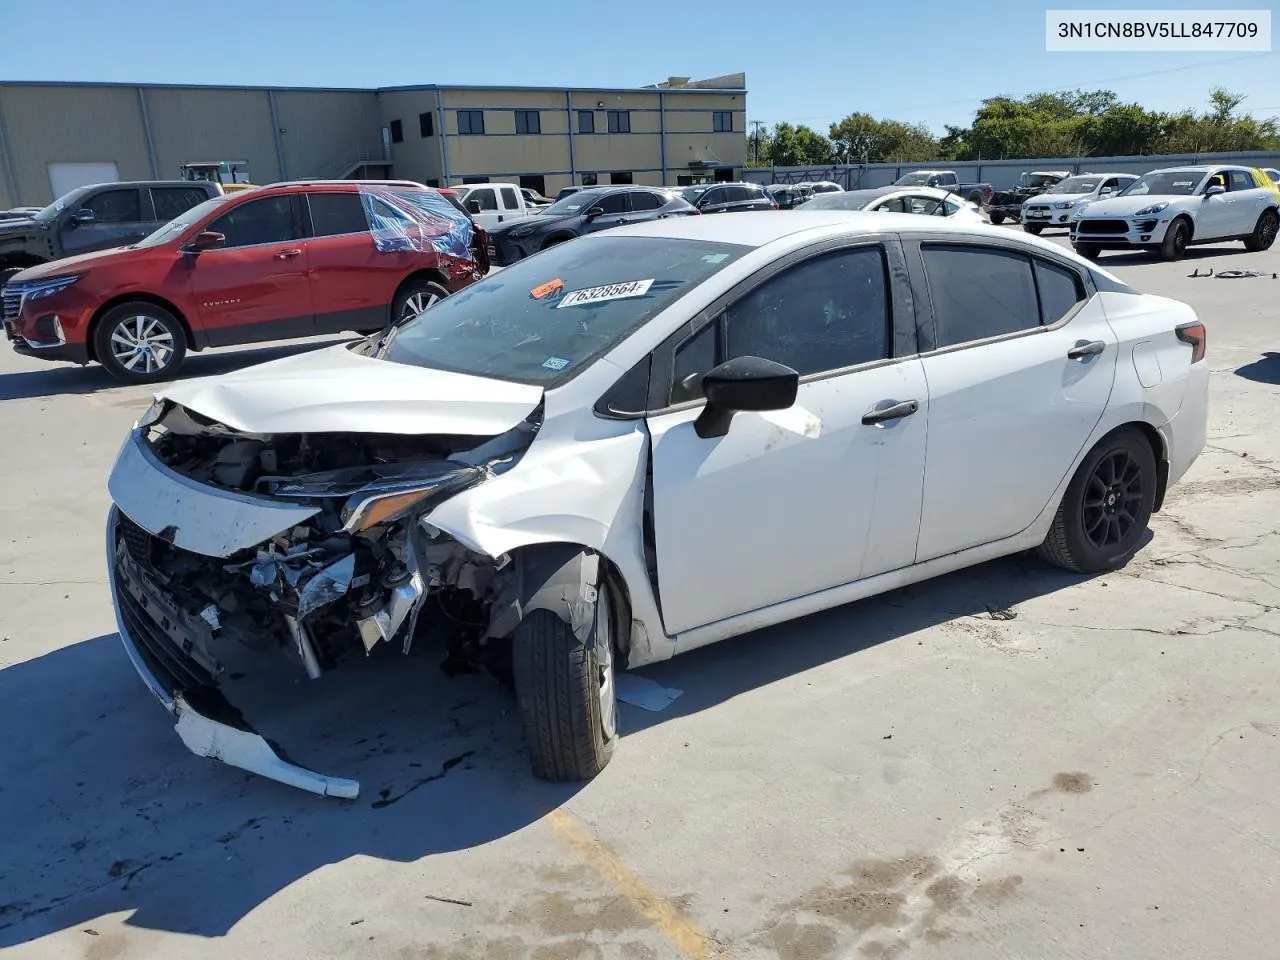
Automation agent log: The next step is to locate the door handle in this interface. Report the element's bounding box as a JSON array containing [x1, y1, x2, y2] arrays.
[[861, 399, 919, 425], [1066, 340, 1105, 360], [497, 215, 504, 222], [274, 248, 302, 259]]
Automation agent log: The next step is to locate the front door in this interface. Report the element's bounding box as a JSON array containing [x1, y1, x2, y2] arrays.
[[646, 242, 928, 636], [188, 194, 313, 346], [582, 191, 630, 232], [1194, 173, 1237, 239], [912, 241, 1117, 561], [58, 187, 150, 255]]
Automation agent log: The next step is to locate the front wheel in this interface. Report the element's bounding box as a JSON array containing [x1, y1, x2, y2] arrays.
[[989, 212, 1006, 225], [1023, 223, 1044, 235], [391, 279, 449, 326], [1074, 243, 1101, 261], [93, 302, 187, 384], [513, 571, 618, 781], [1160, 218, 1190, 260], [1038, 427, 1157, 573], [1243, 208, 1278, 252]]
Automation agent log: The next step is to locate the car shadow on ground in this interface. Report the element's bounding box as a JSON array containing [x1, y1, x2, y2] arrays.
[[1088, 244, 1254, 267], [0, 338, 353, 402], [1235, 352, 1280, 385], [0, 547, 1101, 948]]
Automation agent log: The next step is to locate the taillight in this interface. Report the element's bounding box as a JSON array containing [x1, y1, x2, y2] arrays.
[[1175, 320, 1206, 363]]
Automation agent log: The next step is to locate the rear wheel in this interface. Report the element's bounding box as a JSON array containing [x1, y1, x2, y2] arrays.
[[390, 279, 449, 326], [1160, 217, 1190, 260], [512, 568, 618, 781], [989, 212, 1006, 225], [93, 302, 187, 384], [1038, 427, 1157, 573], [1023, 223, 1044, 235], [1243, 208, 1278, 252]]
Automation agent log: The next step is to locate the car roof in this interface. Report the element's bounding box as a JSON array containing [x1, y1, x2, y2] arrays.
[[613, 209, 1000, 247], [1148, 165, 1242, 174]]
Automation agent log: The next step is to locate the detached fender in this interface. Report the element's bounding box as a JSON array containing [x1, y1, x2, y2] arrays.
[[488, 544, 601, 645]]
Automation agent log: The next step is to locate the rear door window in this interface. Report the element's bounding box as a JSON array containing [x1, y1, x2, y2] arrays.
[[1228, 170, 1255, 192], [627, 191, 664, 212], [307, 192, 369, 237], [921, 244, 1040, 347], [1034, 259, 1086, 324], [151, 186, 211, 222], [500, 186, 521, 210]]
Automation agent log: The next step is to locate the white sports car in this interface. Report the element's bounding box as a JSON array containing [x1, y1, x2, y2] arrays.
[[1021, 173, 1139, 233], [803, 185, 985, 222], [1071, 164, 1279, 260], [107, 212, 1209, 796]]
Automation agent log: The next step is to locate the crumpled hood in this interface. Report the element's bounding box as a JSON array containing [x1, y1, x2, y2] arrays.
[[1076, 195, 1182, 217], [158, 341, 543, 436]]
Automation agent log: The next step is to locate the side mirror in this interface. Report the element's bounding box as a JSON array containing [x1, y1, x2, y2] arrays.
[[1205, 184, 1226, 197], [1099, 188, 1113, 196], [465, 199, 482, 214], [185, 230, 226, 252], [68, 208, 95, 227], [585, 207, 604, 220], [694, 356, 799, 439]]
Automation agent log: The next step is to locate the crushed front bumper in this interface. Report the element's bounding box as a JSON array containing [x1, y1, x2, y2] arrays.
[[107, 507, 360, 799]]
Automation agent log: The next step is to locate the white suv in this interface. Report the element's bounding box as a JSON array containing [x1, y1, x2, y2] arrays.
[[1070, 165, 1279, 260], [1021, 173, 1138, 233]]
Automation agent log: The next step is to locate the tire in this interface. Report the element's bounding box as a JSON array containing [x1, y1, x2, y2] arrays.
[[967, 192, 984, 206], [1037, 427, 1157, 574], [541, 235, 571, 251], [1243, 208, 1279, 252], [390, 279, 449, 326], [1024, 223, 1044, 235], [93, 302, 187, 384], [1074, 243, 1101, 261], [1159, 217, 1191, 261], [512, 569, 618, 782], [989, 212, 1005, 225]]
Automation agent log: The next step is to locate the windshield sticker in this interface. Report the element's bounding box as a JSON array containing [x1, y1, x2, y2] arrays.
[[530, 278, 564, 300], [1173, 181, 1193, 187], [700, 253, 730, 264], [542, 356, 571, 371], [556, 279, 654, 309]]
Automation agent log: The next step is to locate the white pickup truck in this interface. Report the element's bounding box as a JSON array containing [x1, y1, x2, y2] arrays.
[[451, 183, 542, 230]]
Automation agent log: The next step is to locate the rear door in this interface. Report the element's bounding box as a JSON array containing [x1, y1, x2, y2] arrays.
[[624, 190, 668, 224], [58, 186, 149, 255], [187, 193, 314, 345], [303, 190, 393, 335], [1228, 169, 1268, 234], [498, 185, 525, 223], [910, 238, 1116, 561]]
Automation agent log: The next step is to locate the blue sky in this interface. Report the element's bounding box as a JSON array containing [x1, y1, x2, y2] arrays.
[[4, 0, 1277, 134]]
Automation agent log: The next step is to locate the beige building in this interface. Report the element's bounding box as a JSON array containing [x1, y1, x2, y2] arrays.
[[0, 74, 747, 208]]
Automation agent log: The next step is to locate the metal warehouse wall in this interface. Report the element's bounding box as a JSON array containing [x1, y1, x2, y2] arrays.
[[0, 83, 382, 206], [746, 151, 1280, 191]]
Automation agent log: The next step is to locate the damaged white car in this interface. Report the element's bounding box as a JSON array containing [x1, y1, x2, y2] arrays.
[[107, 212, 1209, 797]]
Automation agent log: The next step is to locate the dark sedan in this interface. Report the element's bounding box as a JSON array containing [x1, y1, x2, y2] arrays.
[[679, 182, 777, 214], [485, 186, 697, 265]]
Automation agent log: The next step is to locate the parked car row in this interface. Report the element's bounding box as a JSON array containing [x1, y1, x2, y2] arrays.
[[3, 179, 491, 381]]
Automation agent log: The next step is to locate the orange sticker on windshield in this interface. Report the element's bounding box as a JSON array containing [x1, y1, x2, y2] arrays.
[[530, 279, 564, 299]]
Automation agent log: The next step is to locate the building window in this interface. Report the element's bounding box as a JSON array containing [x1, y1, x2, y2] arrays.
[[609, 171, 633, 185], [419, 112, 434, 137], [578, 110, 595, 134], [389, 119, 404, 143], [713, 111, 733, 133], [461, 176, 490, 184], [458, 110, 485, 135], [582, 173, 598, 186], [514, 110, 541, 135], [607, 110, 630, 134], [425, 178, 440, 187]]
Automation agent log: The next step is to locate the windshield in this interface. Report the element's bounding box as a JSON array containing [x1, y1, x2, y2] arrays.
[[895, 173, 935, 185], [1046, 176, 1101, 195], [1120, 172, 1205, 197], [540, 191, 607, 216], [381, 236, 748, 384], [134, 197, 227, 248], [32, 188, 90, 223], [802, 192, 876, 211]]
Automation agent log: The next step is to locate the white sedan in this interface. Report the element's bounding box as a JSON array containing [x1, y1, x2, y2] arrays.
[[1071, 165, 1279, 260], [804, 185, 985, 222], [106, 212, 1209, 795]]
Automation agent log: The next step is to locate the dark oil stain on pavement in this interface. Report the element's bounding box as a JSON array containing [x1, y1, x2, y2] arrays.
[[371, 750, 475, 808]]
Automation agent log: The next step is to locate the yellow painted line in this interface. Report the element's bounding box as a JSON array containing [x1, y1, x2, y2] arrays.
[[545, 807, 727, 960]]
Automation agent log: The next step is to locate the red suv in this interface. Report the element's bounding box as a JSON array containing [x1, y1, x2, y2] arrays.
[[1, 180, 489, 383]]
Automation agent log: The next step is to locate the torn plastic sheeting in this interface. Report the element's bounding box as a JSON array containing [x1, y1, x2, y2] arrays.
[[615, 674, 683, 712], [361, 188, 475, 261]]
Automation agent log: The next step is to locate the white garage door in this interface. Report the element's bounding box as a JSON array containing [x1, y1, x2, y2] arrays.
[[47, 162, 121, 201]]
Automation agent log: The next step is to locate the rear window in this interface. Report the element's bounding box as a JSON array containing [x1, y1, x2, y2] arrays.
[[381, 236, 749, 384]]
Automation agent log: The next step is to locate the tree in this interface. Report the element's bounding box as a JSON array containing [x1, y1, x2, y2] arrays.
[[828, 112, 939, 163], [762, 122, 831, 166]]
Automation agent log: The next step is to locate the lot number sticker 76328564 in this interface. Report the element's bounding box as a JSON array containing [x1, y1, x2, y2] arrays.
[[556, 279, 654, 308]]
